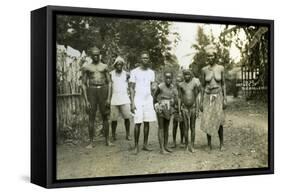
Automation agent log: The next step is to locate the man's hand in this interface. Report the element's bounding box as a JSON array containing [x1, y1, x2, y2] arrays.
[[85, 101, 91, 114], [131, 103, 136, 114], [85, 101, 90, 109], [223, 98, 227, 110], [196, 107, 200, 118], [179, 111, 183, 121], [199, 103, 203, 112], [106, 99, 111, 108]]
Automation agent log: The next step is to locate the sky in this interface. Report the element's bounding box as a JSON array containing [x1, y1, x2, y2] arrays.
[[169, 22, 244, 69]]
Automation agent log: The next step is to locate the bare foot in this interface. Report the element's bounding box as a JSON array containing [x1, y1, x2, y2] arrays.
[[160, 149, 169, 155], [164, 147, 173, 153], [188, 146, 195, 153], [86, 143, 94, 149], [106, 141, 114, 146], [171, 143, 177, 148], [142, 146, 153, 151], [133, 147, 139, 155], [220, 145, 225, 151], [126, 136, 132, 141], [180, 143, 185, 148], [206, 145, 212, 153]]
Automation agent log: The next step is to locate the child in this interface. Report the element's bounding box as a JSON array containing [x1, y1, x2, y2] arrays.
[[178, 69, 200, 153], [153, 71, 178, 154], [172, 74, 185, 148]]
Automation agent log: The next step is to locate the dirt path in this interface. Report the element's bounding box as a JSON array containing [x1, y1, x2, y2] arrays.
[[57, 96, 268, 179]]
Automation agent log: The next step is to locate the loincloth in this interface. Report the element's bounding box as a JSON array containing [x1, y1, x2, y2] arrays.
[[200, 92, 225, 136], [155, 99, 174, 120]]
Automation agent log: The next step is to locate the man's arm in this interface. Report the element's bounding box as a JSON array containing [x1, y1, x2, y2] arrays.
[[105, 67, 112, 106], [81, 70, 90, 107], [108, 72, 113, 104], [129, 82, 136, 113], [153, 85, 160, 105], [177, 84, 182, 113]]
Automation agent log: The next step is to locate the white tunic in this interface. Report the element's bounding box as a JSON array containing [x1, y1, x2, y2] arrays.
[[129, 67, 155, 105], [110, 70, 131, 106]]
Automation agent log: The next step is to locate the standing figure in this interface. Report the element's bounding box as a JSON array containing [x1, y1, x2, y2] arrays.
[[200, 45, 227, 151], [172, 74, 185, 148], [81, 47, 113, 148], [109, 56, 132, 141], [153, 71, 178, 154], [129, 52, 157, 154], [178, 69, 200, 153]]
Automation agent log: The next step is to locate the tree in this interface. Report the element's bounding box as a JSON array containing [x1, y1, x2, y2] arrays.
[[189, 25, 236, 77], [189, 26, 210, 77], [221, 25, 269, 99], [56, 15, 178, 70]]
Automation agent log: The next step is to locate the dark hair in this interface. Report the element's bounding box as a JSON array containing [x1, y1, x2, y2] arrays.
[[163, 70, 173, 77], [140, 51, 149, 57], [88, 46, 100, 55]]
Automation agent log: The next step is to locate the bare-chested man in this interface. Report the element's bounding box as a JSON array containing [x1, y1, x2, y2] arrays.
[[81, 47, 113, 148], [178, 69, 200, 153], [200, 46, 227, 151]]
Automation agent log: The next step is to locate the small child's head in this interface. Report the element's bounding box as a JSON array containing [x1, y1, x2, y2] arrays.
[[113, 56, 125, 72], [163, 70, 173, 86], [176, 74, 183, 84], [182, 69, 193, 82]]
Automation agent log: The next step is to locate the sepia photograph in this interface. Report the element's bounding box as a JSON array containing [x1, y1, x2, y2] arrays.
[[55, 14, 270, 180]]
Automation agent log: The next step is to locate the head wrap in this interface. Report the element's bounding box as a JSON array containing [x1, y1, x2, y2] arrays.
[[113, 56, 125, 66]]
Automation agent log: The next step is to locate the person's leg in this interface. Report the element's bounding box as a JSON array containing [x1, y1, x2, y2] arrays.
[[172, 119, 178, 148], [102, 114, 113, 146], [185, 118, 190, 151], [120, 104, 132, 140], [218, 125, 225, 151], [179, 121, 184, 145], [207, 134, 212, 151], [87, 104, 97, 148], [124, 119, 131, 140], [110, 105, 119, 141], [164, 118, 172, 152], [98, 87, 113, 146], [111, 121, 117, 141], [189, 112, 196, 153], [143, 122, 152, 151], [182, 110, 189, 151], [134, 123, 141, 154], [157, 116, 167, 154]]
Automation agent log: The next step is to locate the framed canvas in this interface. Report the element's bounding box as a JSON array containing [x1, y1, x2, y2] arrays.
[[31, 5, 274, 188]]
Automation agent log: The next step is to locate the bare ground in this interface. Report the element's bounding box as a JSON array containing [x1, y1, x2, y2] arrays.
[[57, 96, 268, 179]]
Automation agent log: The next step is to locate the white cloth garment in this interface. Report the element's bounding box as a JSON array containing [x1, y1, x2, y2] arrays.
[[129, 67, 156, 123], [110, 70, 131, 106]]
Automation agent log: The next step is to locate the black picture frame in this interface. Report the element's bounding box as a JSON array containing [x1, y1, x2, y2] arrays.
[[31, 5, 274, 188]]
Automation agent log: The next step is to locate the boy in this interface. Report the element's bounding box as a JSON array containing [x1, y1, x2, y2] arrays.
[[172, 74, 185, 148], [178, 69, 200, 153], [109, 56, 132, 141], [153, 71, 178, 154]]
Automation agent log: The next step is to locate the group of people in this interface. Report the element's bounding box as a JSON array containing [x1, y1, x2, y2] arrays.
[[80, 46, 227, 154]]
